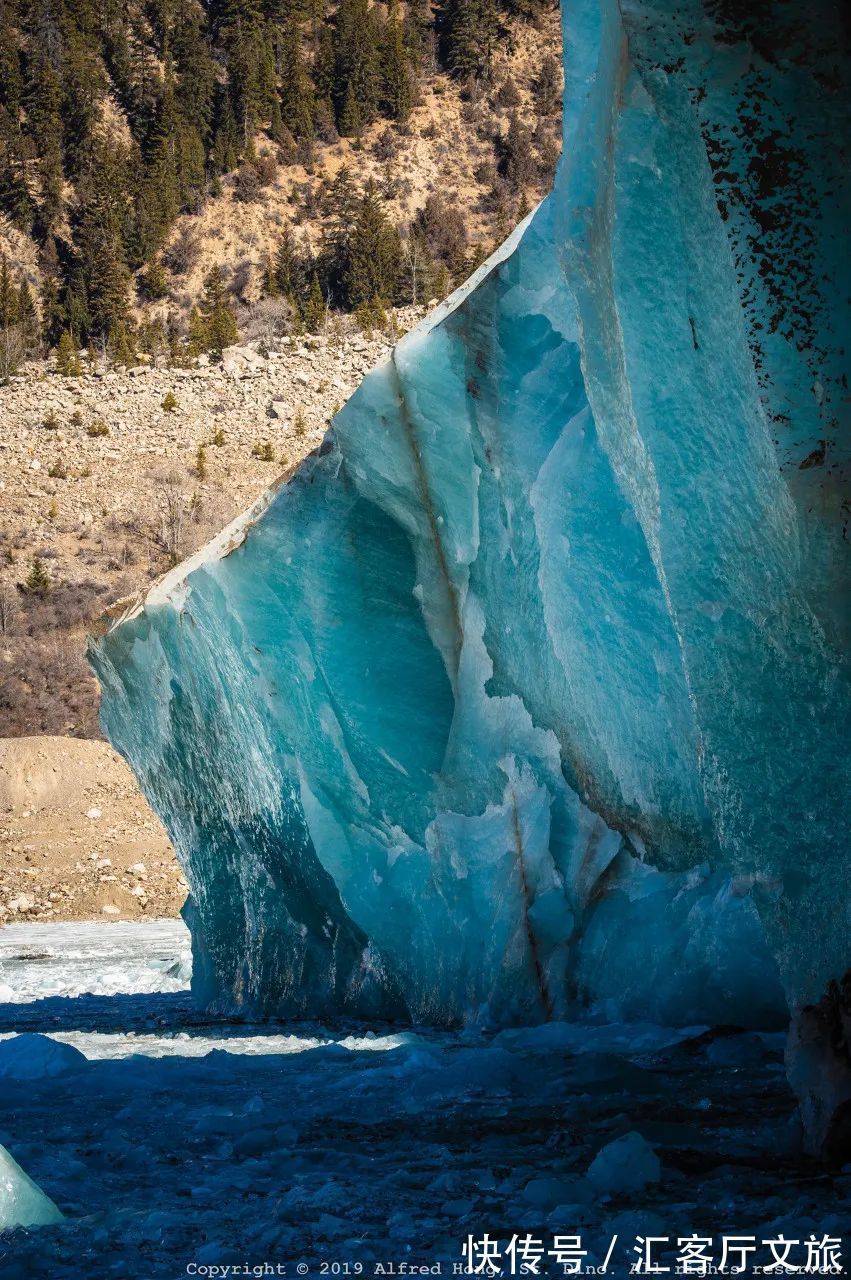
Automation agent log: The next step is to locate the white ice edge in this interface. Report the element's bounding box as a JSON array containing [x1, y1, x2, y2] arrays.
[[143, 483, 278, 612], [100, 208, 539, 631], [395, 205, 537, 348]]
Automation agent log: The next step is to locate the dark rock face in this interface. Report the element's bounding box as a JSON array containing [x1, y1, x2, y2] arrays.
[[786, 973, 851, 1162]]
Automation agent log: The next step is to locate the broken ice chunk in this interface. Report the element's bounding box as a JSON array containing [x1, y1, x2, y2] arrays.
[[0, 1144, 64, 1229], [586, 1131, 661, 1198], [0, 1033, 88, 1081]]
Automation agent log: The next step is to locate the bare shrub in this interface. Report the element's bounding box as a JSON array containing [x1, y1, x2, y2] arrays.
[[255, 151, 278, 185], [401, 237, 429, 307], [0, 577, 113, 737], [235, 164, 261, 204], [475, 159, 497, 187], [186, 489, 237, 554], [494, 75, 521, 109], [0, 627, 102, 737], [242, 296, 296, 344], [535, 125, 561, 186], [229, 258, 253, 300], [0, 325, 26, 381], [151, 469, 187, 565], [163, 226, 201, 276], [0, 578, 18, 636], [373, 128, 399, 161]]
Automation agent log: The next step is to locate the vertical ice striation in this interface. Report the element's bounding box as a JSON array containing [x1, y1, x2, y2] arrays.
[[91, 0, 848, 1091]]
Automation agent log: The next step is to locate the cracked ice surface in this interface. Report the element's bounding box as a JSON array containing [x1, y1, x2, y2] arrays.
[[91, 0, 849, 1030]]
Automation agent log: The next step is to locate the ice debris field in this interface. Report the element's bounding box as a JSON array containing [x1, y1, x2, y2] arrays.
[[0, 921, 849, 1278]]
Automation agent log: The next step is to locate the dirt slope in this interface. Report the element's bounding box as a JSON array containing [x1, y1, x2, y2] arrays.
[[0, 736, 184, 922]]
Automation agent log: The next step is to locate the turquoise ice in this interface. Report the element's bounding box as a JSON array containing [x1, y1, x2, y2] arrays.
[[0, 1144, 63, 1230], [91, 0, 849, 1035]]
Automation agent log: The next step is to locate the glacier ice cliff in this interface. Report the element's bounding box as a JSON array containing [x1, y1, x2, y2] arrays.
[[91, 0, 849, 1141]]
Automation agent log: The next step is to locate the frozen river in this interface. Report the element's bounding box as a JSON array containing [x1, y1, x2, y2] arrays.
[[0, 919, 193, 1004], [0, 922, 847, 1278]]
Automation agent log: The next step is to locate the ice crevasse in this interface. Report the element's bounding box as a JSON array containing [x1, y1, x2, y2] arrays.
[[91, 0, 850, 1140]]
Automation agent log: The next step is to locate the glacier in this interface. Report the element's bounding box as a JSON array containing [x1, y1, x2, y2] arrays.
[[91, 0, 849, 1148]]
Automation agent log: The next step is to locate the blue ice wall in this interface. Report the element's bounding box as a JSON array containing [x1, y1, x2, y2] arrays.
[[91, 0, 849, 1029]]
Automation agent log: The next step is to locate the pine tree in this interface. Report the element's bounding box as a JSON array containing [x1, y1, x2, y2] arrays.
[[430, 259, 451, 299], [324, 165, 359, 254], [339, 84, 363, 139], [198, 265, 239, 357], [62, 34, 105, 178], [0, 254, 17, 328], [334, 0, 379, 136], [39, 241, 66, 350], [0, 117, 31, 231], [313, 24, 336, 129], [262, 254, 279, 296], [187, 304, 207, 354], [404, 0, 434, 74], [440, 0, 497, 80], [279, 26, 315, 141], [173, 1, 217, 145], [110, 322, 137, 367], [268, 96, 285, 145], [0, 17, 22, 120], [211, 88, 241, 173], [303, 271, 325, 333], [138, 316, 167, 361], [534, 53, 561, 118], [140, 72, 182, 251], [17, 279, 38, 351], [75, 143, 131, 340], [24, 556, 50, 596], [343, 179, 401, 307], [381, 0, 412, 122], [164, 334, 185, 370], [56, 330, 82, 375], [273, 224, 301, 299], [218, 0, 275, 148], [503, 113, 536, 193], [139, 260, 169, 301], [24, 54, 64, 233], [465, 241, 488, 275]]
